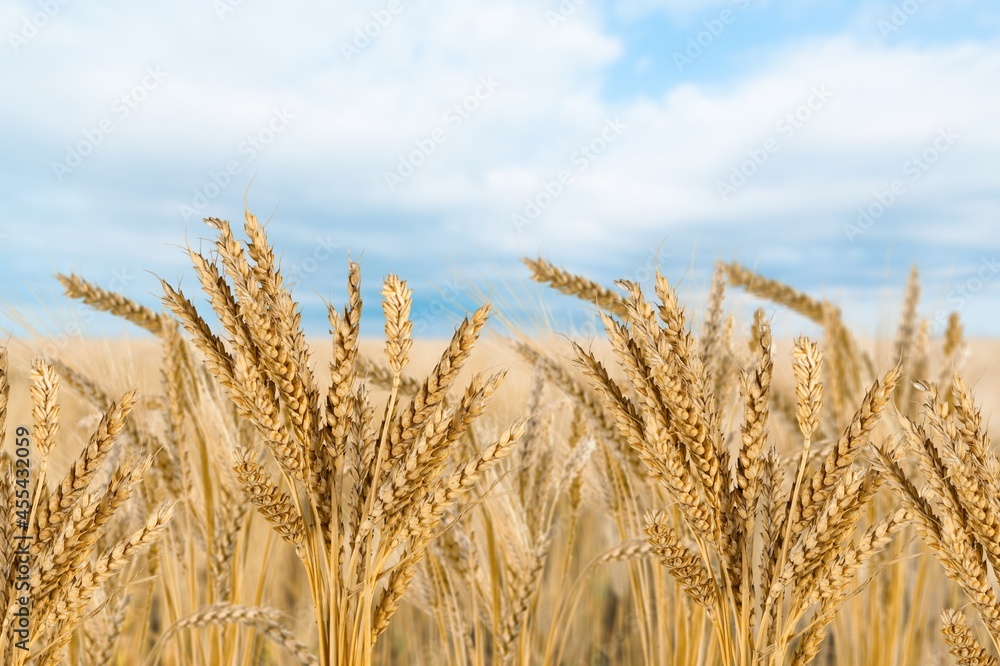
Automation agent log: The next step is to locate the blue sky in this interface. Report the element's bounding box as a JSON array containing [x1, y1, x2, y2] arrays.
[[2, 0, 999, 341]]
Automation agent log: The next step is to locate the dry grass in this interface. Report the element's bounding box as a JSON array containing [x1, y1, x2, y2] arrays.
[[0, 212, 998, 664]]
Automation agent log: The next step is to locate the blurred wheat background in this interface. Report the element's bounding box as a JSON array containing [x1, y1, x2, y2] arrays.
[[4, 1, 1000, 664]]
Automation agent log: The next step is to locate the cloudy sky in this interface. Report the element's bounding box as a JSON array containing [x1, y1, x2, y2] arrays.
[[2, 0, 999, 340]]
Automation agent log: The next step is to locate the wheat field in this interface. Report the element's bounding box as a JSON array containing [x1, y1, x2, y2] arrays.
[[0, 213, 997, 665]]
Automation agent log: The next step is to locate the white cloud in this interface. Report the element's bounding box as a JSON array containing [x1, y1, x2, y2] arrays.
[[611, 0, 756, 21], [2, 1, 1000, 334]]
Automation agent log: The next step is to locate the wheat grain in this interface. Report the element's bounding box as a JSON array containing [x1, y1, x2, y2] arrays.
[[941, 609, 998, 666]]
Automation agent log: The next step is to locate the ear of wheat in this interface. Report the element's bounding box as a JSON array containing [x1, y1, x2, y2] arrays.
[[528, 258, 909, 666], [157, 211, 523, 666], [39, 230, 994, 665], [0, 349, 172, 665]]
